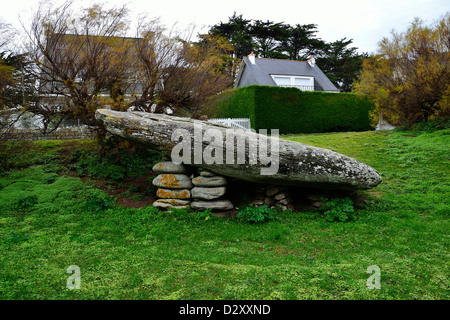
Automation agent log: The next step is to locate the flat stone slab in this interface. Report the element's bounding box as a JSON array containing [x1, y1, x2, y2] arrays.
[[191, 186, 226, 200], [200, 170, 216, 177], [155, 199, 191, 206], [156, 188, 191, 199], [191, 176, 227, 187], [152, 174, 193, 189], [153, 200, 190, 210], [152, 161, 187, 174], [190, 200, 234, 211], [96, 110, 382, 190]]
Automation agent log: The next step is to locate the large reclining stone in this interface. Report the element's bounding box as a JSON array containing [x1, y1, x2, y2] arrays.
[[95, 110, 382, 190]]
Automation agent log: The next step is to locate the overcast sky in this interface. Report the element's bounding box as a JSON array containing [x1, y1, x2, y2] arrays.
[[1, 0, 449, 54]]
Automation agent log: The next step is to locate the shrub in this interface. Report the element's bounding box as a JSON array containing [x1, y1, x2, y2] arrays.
[[409, 118, 450, 133], [319, 197, 355, 222], [74, 141, 163, 181], [237, 204, 277, 223], [5, 233, 31, 244], [214, 85, 374, 134], [16, 195, 38, 211], [83, 194, 116, 212], [210, 87, 257, 127], [198, 209, 214, 220], [45, 174, 58, 184]]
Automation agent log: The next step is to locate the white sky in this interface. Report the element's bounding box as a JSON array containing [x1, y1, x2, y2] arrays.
[[1, 0, 449, 54]]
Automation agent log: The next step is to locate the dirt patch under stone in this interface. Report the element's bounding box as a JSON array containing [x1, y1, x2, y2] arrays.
[[60, 167, 157, 209]]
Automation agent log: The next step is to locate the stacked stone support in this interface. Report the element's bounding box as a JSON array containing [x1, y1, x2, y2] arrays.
[[190, 170, 233, 211], [152, 162, 193, 210]]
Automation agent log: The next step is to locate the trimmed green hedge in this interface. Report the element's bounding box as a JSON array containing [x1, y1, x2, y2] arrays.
[[211, 86, 257, 127], [214, 86, 374, 134]]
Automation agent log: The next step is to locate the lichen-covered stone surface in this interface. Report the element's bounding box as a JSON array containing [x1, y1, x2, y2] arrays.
[[152, 162, 187, 174], [156, 188, 191, 199], [95, 109, 382, 190], [152, 174, 193, 189], [191, 176, 227, 187]]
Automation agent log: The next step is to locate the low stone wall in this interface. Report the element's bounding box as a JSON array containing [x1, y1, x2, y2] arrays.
[[2, 127, 97, 141]]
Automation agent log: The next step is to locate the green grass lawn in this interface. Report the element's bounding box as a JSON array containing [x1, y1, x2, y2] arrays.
[[0, 129, 449, 300]]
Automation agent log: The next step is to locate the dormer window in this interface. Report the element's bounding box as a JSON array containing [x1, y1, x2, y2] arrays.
[[271, 75, 315, 91]]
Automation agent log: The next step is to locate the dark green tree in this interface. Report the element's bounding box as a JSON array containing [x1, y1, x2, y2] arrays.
[[278, 23, 326, 60], [209, 12, 254, 59], [208, 14, 326, 60], [250, 20, 285, 58], [316, 38, 367, 92]]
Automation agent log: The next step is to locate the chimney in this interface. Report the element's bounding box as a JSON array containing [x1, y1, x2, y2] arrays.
[[308, 56, 316, 68], [248, 51, 256, 64]]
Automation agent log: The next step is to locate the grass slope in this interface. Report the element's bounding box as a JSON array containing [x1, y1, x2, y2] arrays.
[[0, 129, 449, 300]]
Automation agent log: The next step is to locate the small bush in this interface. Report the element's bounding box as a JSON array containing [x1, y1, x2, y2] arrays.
[[95, 136, 163, 179], [43, 164, 63, 173], [16, 195, 38, 210], [237, 204, 277, 223], [409, 118, 450, 133], [83, 195, 116, 212], [198, 209, 214, 220], [319, 197, 355, 222], [45, 174, 58, 184], [5, 233, 30, 244]]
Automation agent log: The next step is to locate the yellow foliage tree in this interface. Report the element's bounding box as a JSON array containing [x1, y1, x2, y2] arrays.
[[354, 13, 450, 127]]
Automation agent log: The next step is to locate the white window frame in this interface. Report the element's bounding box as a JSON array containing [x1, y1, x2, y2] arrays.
[[271, 75, 314, 91]]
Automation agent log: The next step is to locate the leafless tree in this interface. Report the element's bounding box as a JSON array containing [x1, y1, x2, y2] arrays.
[[0, 19, 17, 51], [23, 0, 234, 135], [25, 0, 133, 129], [130, 20, 234, 117]]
